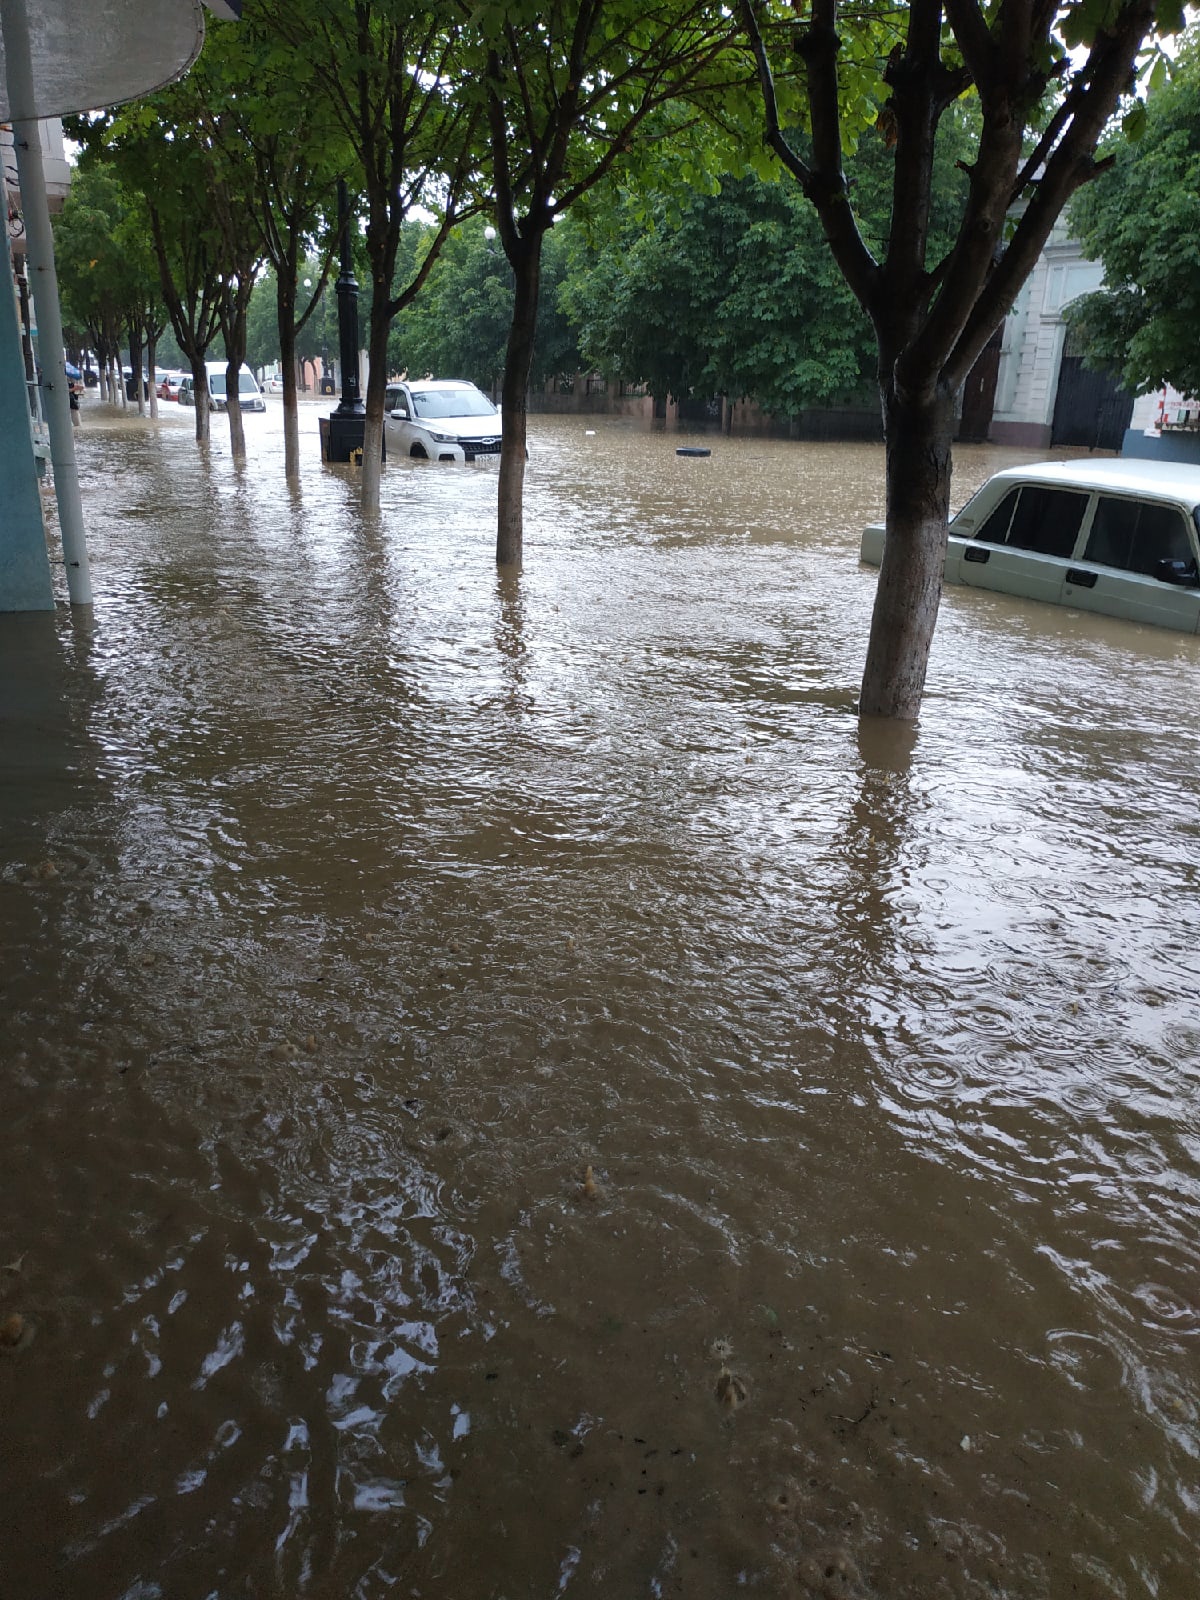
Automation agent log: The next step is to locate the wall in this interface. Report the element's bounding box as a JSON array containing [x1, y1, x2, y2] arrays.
[[990, 220, 1104, 448]]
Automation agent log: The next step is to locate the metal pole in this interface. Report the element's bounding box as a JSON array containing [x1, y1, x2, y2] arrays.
[[0, 0, 92, 604], [333, 178, 363, 417]]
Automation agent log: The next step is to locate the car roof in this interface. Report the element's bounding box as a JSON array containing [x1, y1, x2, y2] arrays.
[[405, 379, 479, 392], [990, 457, 1200, 502]]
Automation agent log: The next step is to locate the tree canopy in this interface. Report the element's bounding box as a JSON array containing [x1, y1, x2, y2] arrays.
[[561, 109, 976, 414]]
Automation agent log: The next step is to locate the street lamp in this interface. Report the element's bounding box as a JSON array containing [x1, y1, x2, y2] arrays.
[[318, 179, 367, 463]]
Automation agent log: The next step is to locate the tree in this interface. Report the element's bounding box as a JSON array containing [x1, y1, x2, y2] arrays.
[[54, 163, 136, 403], [69, 112, 229, 444], [258, 0, 482, 510], [53, 160, 170, 412], [188, 5, 345, 474], [1065, 33, 1200, 400], [387, 214, 579, 393], [558, 170, 877, 414], [464, 0, 744, 566], [741, 0, 1185, 720]]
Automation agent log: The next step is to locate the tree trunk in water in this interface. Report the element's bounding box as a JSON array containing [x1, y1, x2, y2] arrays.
[[496, 242, 541, 569], [189, 357, 210, 443], [129, 333, 145, 415], [227, 392, 246, 457], [147, 335, 159, 420], [858, 384, 955, 721], [277, 279, 300, 480], [224, 357, 246, 460], [360, 308, 388, 514]]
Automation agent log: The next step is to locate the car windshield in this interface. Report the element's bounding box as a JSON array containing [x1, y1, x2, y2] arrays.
[[410, 388, 496, 419]]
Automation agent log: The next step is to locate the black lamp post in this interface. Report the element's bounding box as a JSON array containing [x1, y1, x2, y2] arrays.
[[319, 178, 371, 462]]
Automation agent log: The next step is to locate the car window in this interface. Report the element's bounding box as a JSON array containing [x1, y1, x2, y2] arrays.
[[1083, 495, 1198, 582], [973, 485, 1088, 558], [1005, 486, 1090, 558], [238, 374, 258, 394], [971, 487, 1019, 544], [210, 374, 227, 396], [410, 388, 497, 419]]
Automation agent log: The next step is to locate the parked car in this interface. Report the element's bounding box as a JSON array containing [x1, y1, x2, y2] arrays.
[[860, 458, 1200, 634], [123, 368, 150, 400], [178, 374, 197, 407], [264, 373, 285, 393], [383, 379, 501, 463], [206, 361, 266, 413], [158, 371, 185, 401]]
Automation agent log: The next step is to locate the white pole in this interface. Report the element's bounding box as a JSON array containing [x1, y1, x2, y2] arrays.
[[0, 0, 92, 604]]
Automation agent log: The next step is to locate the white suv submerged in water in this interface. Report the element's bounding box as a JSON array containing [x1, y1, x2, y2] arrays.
[[384, 379, 501, 463]]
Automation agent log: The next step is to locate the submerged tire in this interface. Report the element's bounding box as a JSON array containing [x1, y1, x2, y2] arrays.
[[676, 446, 711, 457]]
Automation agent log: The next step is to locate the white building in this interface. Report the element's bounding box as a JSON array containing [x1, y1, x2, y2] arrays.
[[989, 220, 1109, 449]]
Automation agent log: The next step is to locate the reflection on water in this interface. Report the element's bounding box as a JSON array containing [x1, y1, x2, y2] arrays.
[[2, 402, 1199, 1598]]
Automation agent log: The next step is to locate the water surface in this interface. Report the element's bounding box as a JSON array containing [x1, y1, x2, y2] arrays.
[[2, 401, 1198, 1599]]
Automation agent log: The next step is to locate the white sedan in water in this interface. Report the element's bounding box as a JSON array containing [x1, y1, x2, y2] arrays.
[[384, 379, 502, 463]]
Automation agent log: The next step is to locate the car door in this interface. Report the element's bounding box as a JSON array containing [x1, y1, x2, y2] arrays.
[[384, 385, 415, 452], [956, 484, 1091, 606], [1061, 494, 1200, 633]]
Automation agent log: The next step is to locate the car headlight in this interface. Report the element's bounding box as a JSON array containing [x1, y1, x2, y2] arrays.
[[426, 429, 455, 443]]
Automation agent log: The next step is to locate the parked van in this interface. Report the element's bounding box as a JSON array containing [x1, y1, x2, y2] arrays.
[[206, 362, 265, 413]]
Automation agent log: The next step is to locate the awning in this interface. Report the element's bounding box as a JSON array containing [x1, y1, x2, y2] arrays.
[[0, 0, 205, 121]]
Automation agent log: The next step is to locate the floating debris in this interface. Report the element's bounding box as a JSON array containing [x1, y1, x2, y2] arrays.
[[715, 1368, 747, 1409], [303, 1034, 320, 1053], [710, 1336, 735, 1363], [581, 1164, 599, 1201], [270, 1040, 298, 1060], [2, 1254, 25, 1275], [960, 1434, 972, 1452], [0, 1313, 27, 1352]]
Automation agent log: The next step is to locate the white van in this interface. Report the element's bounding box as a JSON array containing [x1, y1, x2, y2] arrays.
[[205, 361, 265, 413]]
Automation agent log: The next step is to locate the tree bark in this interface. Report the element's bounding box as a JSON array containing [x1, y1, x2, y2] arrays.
[[128, 330, 145, 415], [496, 239, 541, 568], [147, 334, 159, 420], [360, 301, 388, 514], [276, 274, 301, 479], [859, 381, 955, 721], [189, 356, 210, 443], [226, 376, 246, 458]]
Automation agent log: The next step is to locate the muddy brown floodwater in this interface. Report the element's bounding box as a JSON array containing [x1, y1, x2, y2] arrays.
[[2, 400, 1199, 1600]]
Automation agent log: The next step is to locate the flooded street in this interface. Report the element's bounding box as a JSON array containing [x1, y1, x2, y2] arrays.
[[2, 399, 1199, 1599]]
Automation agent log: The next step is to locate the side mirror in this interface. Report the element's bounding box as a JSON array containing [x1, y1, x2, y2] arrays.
[[1153, 557, 1199, 588], [390, 406, 408, 420]]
